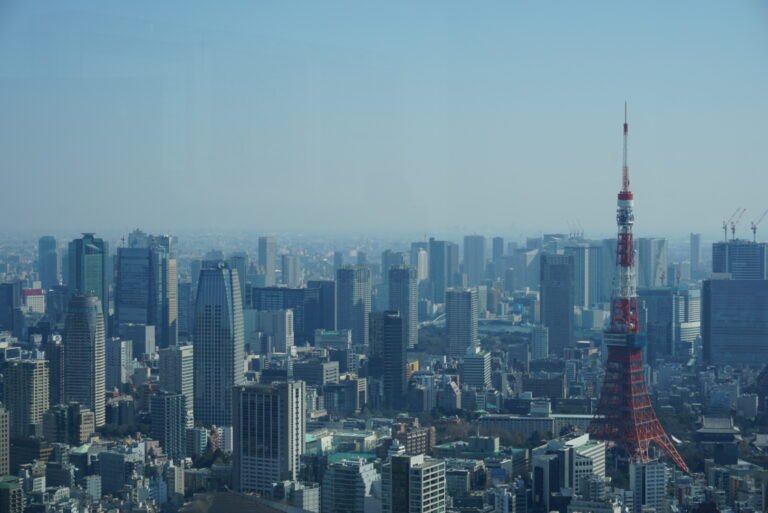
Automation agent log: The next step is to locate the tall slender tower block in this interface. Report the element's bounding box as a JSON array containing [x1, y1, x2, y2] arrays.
[[588, 106, 688, 473]]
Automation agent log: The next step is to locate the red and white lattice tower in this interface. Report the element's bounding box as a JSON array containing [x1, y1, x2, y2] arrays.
[[588, 105, 689, 473]]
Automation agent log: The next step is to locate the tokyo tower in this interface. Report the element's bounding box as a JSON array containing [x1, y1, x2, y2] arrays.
[[588, 105, 689, 473]]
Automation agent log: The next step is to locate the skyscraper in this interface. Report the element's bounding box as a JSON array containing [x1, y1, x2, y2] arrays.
[[540, 254, 574, 356], [690, 233, 702, 279], [38, 236, 59, 291], [105, 337, 132, 391], [382, 453, 446, 513], [251, 286, 321, 344], [428, 239, 449, 303], [5, 360, 49, 437], [193, 262, 244, 427], [233, 381, 306, 494], [446, 288, 478, 359], [702, 277, 768, 366], [281, 254, 301, 288], [564, 243, 590, 308], [258, 236, 277, 286], [629, 461, 668, 513], [712, 239, 768, 280], [0, 407, 8, 476], [336, 266, 372, 349], [381, 311, 407, 411], [150, 392, 187, 461], [388, 266, 418, 349], [229, 252, 249, 305], [159, 344, 194, 425], [115, 234, 178, 348], [307, 280, 336, 331], [64, 295, 106, 427], [637, 238, 668, 288], [44, 335, 64, 406], [463, 235, 486, 287], [67, 234, 109, 326]]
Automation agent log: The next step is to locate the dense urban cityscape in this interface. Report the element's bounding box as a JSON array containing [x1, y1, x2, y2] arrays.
[[2, 2, 767, 513], [0, 111, 767, 513]]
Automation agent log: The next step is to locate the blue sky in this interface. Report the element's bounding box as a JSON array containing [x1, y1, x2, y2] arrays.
[[1, 1, 766, 239]]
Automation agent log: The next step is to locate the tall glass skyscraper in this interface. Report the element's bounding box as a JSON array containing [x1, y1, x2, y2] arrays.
[[540, 254, 574, 356], [446, 288, 478, 359], [115, 233, 178, 347], [258, 236, 277, 287], [38, 236, 59, 291], [336, 266, 372, 349], [388, 266, 418, 349], [68, 234, 109, 328], [193, 262, 244, 427], [463, 235, 486, 287], [64, 295, 106, 426]]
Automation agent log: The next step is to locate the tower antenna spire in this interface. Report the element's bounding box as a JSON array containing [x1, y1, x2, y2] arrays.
[[589, 106, 689, 474]]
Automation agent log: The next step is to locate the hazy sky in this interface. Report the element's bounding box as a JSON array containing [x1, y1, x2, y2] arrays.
[[1, 1, 766, 239]]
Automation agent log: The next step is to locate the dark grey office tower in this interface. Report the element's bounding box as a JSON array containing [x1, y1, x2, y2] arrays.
[[229, 252, 249, 305], [389, 266, 418, 349], [177, 280, 193, 339], [193, 262, 244, 427], [38, 236, 59, 291], [690, 233, 702, 279], [115, 237, 178, 348], [463, 235, 486, 287], [446, 288, 478, 358], [380, 250, 408, 309], [336, 266, 372, 349], [44, 336, 64, 406], [0, 282, 20, 332], [540, 254, 574, 356], [150, 392, 187, 461], [428, 239, 449, 303], [492, 237, 505, 263], [67, 234, 109, 326], [251, 287, 321, 344], [258, 236, 277, 287], [307, 280, 335, 331], [712, 240, 768, 280], [64, 295, 106, 427], [447, 242, 460, 287], [381, 311, 407, 411], [702, 277, 768, 366]]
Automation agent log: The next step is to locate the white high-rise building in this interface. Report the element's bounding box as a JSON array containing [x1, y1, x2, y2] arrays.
[[233, 381, 306, 495], [105, 338, 132, 391], [637, 238, 668, 288], [382, 453, 446, 513], [389, 266, 418, 349], [446, 288, 478, 359], [159, 344, 194, 426], [461, 349, 491, 389]]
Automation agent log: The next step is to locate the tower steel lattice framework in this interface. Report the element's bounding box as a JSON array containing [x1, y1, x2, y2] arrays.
[[588, 106, 689, 473]]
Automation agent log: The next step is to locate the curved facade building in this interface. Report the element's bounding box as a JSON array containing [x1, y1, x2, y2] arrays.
[[64, 295, 106, 426], [193, 262, 244, 427]]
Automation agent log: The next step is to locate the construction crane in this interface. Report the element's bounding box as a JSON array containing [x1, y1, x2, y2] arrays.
[[731, 208, 746, 240], [723, 207, 741, 241], [751, 208, 768, 242]]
